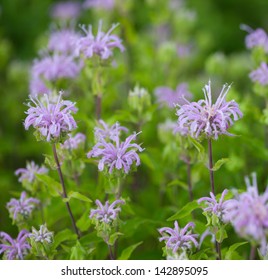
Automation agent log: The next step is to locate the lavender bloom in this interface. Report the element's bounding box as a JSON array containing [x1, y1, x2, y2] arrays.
[[175, 80, 243, 140], [6, 192, 40, 221], [24, 92, 77, 142], [50, 1, 81, 20], [75, 20, 125, 60], [90, 199, 125, 223], [29, 225, 53, 244], [48, 29, 82, 55], [198, 189, 229, 219], [177, 43, 191, 58], [61, 133, 86, 150], [31, 53, 82, 83], [15, 161, 48, 184], [154, 83, 192, 108], [30, 77, 50, 97], [94, 120, 128, 141], [0, 230, 30, 260], [87, 132, 144, 174], [83, 0, 115, 10], [158, 221, 199, 253], [241, 24, 268, 52], [249, 62, 268, 85], [223, 173, 268, 250]]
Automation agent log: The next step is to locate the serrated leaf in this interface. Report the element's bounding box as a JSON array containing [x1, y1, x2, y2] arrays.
[[224, 242, 248, 260], [36, 174, 62, 197], [118, 241, 143, 260], [167, 201, 199, 221], [52, 229, 77, 250], [108, 232, 124, 246], [63, 191, 92, 203], [212, 158, 229, 171]]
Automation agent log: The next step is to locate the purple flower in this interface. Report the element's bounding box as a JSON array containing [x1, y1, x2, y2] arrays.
[[223, 173, 268, 250], [15, 161, 48, 184], [198, 189, 229, 219], [50, 1, 81, 20], [29, 224, 53, 244], [241, 24, 268, 52], [177, 43, 191, 58], [87, 132, 144, 174], [48, 29, 82, 55], [94, 120, 128, 141], [75, 20, 125, 60], [249, 62, 268, 85], [175, 80, 243, 140], [83, 0, 115, 10], [31, 53, 82, 83], [0, 230, 31, 260], [158, 221, 199, 253], [6, 192, 40, 221], [29, 77, 50, 97], [155, 83, 192, 108], [61, 132, 86, 150], [24, 92, 78, 142], [90, 199, 125, 223]]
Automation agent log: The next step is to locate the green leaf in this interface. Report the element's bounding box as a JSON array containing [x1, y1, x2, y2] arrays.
[[77, 211, 92, 232], [167, 179, 188, 191], [52, 229, 77, 250], [70, 241, 86, 260], [36, 174, 62, 197], [188, 136, 204, 154], [118, 241, 143, 260], [212, 158, 229, 171], [215, 227, 228, 243], [108, 232, 124, 246], [63, 191, 92, 203], [224, 242, 248, 260], [167, 201, 199, 221]]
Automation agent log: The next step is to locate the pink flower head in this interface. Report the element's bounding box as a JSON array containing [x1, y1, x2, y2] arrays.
[[94, 120, 128, 141], [61, 132, 86, 150], [249, 62, 268, 85], [90, 199, 125, 223], [0, 230, 31, 260], [50, 1, 81, 20], [154, 83, 192, 108], [24, 92, 78, 142], [158, 221, 199, 253], [87, 132, 144, 174], [83, 0, 115, 10], [175, 80, 243, 139], [6, 192, 40, 221], [15, 161, 48, 183], [224, 173, 268, 251], [75, 20, 125, 60]]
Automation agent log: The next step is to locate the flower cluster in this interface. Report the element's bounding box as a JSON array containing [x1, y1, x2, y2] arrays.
[[24, 93, 77, 142], [0, 230, 30, 260], [223, 173, 268, 251], [249, 62, 268, 85], [15, 161, 48, 184], [87, 125, 143, 174], [158, 221, 199, 254], [50, 1, 81, 21], [94, 120, 128, 141], [83, 0, 115, 10], [61, 132, 86, 150], [175, 80, 243, 140], [29, 225, 53, 244], [75, 20, 124, 60], [6, 192, 40, 221], [154, 83, 192, 108], [90, 199, 125, 223]]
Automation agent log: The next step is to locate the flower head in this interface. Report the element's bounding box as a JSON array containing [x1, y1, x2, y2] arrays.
[[24, 92, 77, 142], [75, 20, 124, 60], [175, 80, 243, 139], [155, 83, 192, 108], [94, 120, 128, 141], [223, 173, 268, 250], [6, 192, 40, 221], [158, 221, 199, 254], [0, 230, 30, 260], [61, 132, 86, 150], [50, 1, 81, 20], [83, 0, 115, 10], [15, 161, 48, 184], [87, 132, 144, 174], [249, 62, 268, 85], [198, 189, 229, 220], [29, 224, 53, 244], [90, 199, 125, 223]]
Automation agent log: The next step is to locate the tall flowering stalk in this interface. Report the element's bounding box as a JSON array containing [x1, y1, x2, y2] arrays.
[[24, 92, 80, 238]]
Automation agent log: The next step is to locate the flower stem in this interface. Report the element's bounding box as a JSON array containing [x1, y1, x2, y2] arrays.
[[186, 160, 193, 201], [108, 244, 115, 260], [250, 245, 256, 260], [52, 144, 80, 238], [207, 139, 221, 260]]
